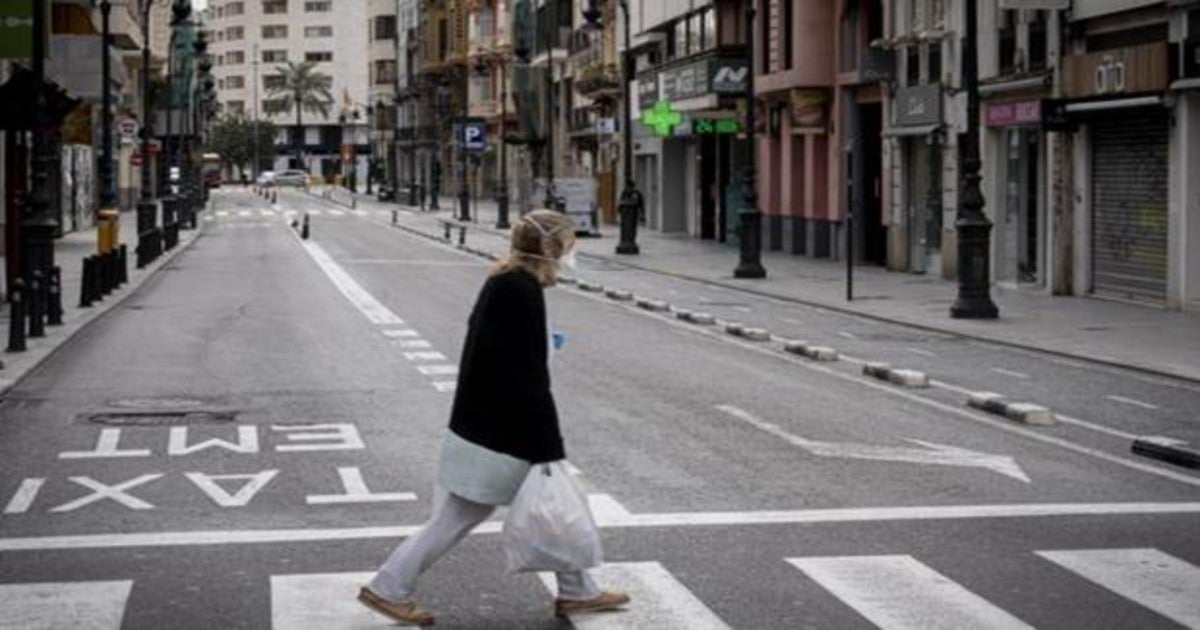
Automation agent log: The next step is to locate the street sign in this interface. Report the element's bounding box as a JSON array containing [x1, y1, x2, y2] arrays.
[[460, 118, 487, 151], [131, 152, 143, 167], [0, 3, 35, 59], [118, 118, 139, 140]]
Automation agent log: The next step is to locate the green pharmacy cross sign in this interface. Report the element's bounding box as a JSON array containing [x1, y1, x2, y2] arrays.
[[642, 100, 682, 137]]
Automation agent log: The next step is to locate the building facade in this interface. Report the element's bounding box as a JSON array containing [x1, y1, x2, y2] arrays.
[[203, 0, 369, 180]]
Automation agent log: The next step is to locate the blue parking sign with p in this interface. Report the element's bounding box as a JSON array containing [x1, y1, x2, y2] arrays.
[[463, 122, 486, 151]]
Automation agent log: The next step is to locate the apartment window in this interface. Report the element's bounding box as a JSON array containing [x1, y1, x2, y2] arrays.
[[673, 20, 687, 60], [320, 126, 340, 147], [782, 0, 793, 70], [760, 3, 770, 70], [375, 60, 396, 85], [998, 10, 1017, 74], [263, 75, 286, 90], [226, 50, 246, 64], [217, 31, 224, 41], [226, 75, 245, 89], [216, 54, 224, 66], [262, 49, 287, 63], [217, 78, 225, 89], [226, 100, 245, 115], [263, 25, 288, 39], [217, 7, 223, 17], [304, 25, 333, 38], [927, 41, 941, 83], [226, 26, 244, 40], [905, 46, 919, 84], [374, 15, 396, 40], [304, 1, 331, 12], [688, 13, 702, 56], [226, 2, 244, 16], [305, 51, 333, 62], [262, 98, 289, 115], [1028, 10, 1048, 71], [702, 8, 717, 51], [263, 0, 287, 15]]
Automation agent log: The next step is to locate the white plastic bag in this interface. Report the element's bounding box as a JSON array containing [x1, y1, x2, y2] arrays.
[[502, 461, 603, 573]]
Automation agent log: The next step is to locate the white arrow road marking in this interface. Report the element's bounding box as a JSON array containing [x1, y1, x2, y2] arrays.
[[1036, 548, 1200, 627], [715, 405, 1030, 482], [790, 555, 1033, 630], [186, 471, 279, 508], [0, 580, 133, 630]]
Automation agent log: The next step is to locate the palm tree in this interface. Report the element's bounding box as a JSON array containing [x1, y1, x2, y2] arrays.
[[265, 61, 333, 169]]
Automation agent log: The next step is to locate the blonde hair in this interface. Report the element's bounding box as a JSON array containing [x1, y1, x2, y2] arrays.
[[491, 209, 576, 286]]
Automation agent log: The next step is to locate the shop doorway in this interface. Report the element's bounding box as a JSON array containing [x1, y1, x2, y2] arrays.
[[906, 136, 942, 274], [860, 103, 886, 264], [998, 128, 1043, 285]]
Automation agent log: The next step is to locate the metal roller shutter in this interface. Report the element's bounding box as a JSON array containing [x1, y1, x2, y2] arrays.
[[1091, 113, 1169, 303]]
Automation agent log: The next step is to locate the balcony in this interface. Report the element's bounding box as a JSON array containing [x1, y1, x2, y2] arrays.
[[469, 99, 501, 118], [574, 62, 621, 101]]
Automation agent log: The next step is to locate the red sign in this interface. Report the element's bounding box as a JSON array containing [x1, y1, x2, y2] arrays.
[[985, 100, 1042, 127], [130, 152, 142, 166]]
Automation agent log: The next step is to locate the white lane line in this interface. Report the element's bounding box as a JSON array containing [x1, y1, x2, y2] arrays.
[[538, 562, 730, 630], [6, 500, 1200, 552], [432, 381, 457, 393], [906, 348, 936, 357], [270, 572, 382, 629], [203, 215, 216, 222], [300, 242, 404, 326], [789, 555, 1033, 630], [381, 329, 419, 338], [1036, 548, 1200, 627], [1106, 395, 1160, 411], [3, 478, 45, 514], [990, 367, 1030, 380], [0, 580, 133, 630], [326, 209, 345, 217], [305, 209, 322, 216], [403, 351, 447, 362], [837, 331, 857, 340], [395, 339, 432, 349], [417, 365, 458, 376]]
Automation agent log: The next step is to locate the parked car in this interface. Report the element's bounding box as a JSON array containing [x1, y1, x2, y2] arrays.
[[256, 171, 276, 187], [274, 170, 309, 187]]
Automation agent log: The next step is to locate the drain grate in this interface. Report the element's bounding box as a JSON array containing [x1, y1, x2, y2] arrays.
[[81, 410, 237, 426]]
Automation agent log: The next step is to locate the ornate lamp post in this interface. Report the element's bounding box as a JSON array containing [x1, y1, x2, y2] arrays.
[[734, 0, 765, 278], [457, 71, 471, 222], [23, 0, 59, 339], [950, 0, 998, 318], [136, 0, 161, 267], [583, 0, 641, 254], [98, 0, 120, 254]]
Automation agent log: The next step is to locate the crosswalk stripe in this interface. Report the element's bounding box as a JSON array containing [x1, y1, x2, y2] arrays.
[[538, 562, 729, 629], [403, 351, 447, 362], [788, 555, 1033, 630], [352, 210, 368, 217], [417, 365, 458, 376], [326, 209, 345, 216], [432, 381, 456, 392], [238, 210, 252, 217], [270, 572, 385, 629], [261, 210, 277, 216], [1036, 548, 1200, 627], [0, 580, 133, 630], [216, 210, 230, 217]]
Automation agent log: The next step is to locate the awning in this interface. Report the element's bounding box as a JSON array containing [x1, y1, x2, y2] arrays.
[[1062, 95, 1164, 113], [883, 123, 940, 137], [1171, 78, 1200, 91]]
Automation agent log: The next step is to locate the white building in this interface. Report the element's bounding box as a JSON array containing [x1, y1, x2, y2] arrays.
[[203, 0, 369, 180]]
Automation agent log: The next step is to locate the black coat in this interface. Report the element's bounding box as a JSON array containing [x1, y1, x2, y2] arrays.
[[448, 268, 565, 463]]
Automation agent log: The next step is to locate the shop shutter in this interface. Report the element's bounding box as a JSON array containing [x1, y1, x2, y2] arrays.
[[1091, 113, 1169, 302]]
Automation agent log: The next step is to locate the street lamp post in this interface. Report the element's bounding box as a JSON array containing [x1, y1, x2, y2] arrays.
[[584, 0, 641, 254], [542, 0, 559, 210], [949, 0, 998, 319], [734, 0, 765, 279], [24, 0, 59, 338], [457, 73, 471, 222], [495, 57, 511, 230], [98, 0, 122, 257], [137, 0, 161, 268]]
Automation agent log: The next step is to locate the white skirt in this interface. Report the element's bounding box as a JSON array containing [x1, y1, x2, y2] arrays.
[[438, 431, 532, 506]]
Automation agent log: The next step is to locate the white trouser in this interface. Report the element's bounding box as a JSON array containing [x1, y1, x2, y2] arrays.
[[368, 485, 601, 602]]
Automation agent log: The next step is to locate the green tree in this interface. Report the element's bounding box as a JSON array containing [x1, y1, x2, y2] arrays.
[[264, 61, 333, 168], [206, 115, 278, 178]]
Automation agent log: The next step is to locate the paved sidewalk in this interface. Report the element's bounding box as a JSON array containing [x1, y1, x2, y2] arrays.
[[344, 191, 1200, 383], [0, 210, 203, 394]]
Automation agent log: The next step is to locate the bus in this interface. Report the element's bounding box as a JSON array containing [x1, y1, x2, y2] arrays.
[[201, 153, 222, 188]]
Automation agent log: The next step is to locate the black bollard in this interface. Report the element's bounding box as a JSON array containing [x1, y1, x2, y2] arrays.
[[110, 249, 121, 287], [301, 213, 310, 240], [7, 279, 26, 352], [119, 244, 129, 285], [272, 190, 277, 204], [91, 255, 105, 301], [391, 209, 397, 225], [98, 252, 111, 295], [79, 257, 94, 308], [28, 270, 45, 339], [47, 266, 63, 326]]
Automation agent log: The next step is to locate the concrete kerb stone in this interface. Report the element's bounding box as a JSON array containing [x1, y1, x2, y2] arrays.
[[681, 311, 716, 325], [863, 362, 930, 388], [784, 339, 839, 362], [635, 297, 670, 312], [967, 392, 1055, 425], [738, 327, 771, 342], [1131, 438, 1200, 470], [576, 280, 604, 293], [605, 288, 633, 301]]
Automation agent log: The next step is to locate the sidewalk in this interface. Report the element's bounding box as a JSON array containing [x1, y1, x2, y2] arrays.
[[0, 210, 202, 394], [359, 193, 1200, 383]]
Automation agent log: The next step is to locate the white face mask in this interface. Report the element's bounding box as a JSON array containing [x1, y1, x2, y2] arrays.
[[560, 247, 578, 270]]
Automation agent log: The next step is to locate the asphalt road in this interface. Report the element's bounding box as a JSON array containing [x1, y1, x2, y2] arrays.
[[1, 188, 1198, 629]]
